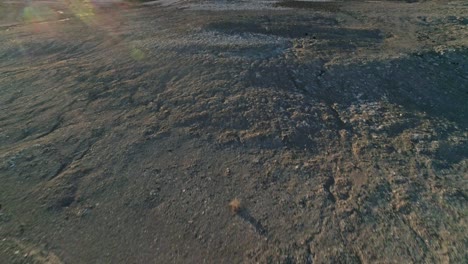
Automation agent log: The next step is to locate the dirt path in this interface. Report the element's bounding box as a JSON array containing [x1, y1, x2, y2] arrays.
[[0, 0, 467, 263]]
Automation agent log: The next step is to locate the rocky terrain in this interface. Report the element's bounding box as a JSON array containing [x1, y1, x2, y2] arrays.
[[0, 0, 467, 263]]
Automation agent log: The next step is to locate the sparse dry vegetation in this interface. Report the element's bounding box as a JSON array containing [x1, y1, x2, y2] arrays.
[[0, 0, 466, 263], [229, 198, 241, 214]]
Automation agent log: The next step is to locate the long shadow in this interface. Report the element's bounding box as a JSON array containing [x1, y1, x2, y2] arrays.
[[237, 208, 268, 237]]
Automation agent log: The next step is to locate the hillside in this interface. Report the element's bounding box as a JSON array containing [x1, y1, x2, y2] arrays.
[[0, 0, 467, 263]]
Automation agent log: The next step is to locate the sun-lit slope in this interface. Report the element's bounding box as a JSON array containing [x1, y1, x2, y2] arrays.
[[0, 0, 467, 263]]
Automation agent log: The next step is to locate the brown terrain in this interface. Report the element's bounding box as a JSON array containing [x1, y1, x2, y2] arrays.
[[0, 0, 467, 263]]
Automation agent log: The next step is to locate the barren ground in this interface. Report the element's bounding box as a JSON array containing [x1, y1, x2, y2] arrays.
[[0, 0, 467, 263]]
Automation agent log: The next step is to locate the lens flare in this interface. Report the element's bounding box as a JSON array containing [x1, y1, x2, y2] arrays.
[[20, 4, 58, 33], [22, 6, 39, 22], [69, 0, 96, 25], [10, 0, 141, 63], [131, 48, 145, 61]]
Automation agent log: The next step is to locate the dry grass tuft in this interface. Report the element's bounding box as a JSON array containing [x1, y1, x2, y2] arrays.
[[229, 198, 241, 214]]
